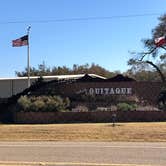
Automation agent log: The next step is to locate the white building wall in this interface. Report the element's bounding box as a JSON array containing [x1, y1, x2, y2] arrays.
[[0, 80, 12, 98], [0, 74, 105, 99], [0, 78, 41, 98], [0, 77, 58, 98], [0, 79, 36, 98], [12, 79, 36, 96]]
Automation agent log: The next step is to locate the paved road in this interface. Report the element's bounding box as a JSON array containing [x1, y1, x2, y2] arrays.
[[0, 142, 165, 166]]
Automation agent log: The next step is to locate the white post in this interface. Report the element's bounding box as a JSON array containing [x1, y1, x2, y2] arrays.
[[27, 26, 31, 87]]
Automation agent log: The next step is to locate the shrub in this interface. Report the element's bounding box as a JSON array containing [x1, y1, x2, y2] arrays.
[[17, 95, 34, 111], [117, 102, 137, 111], [17, 95, 70, 112]]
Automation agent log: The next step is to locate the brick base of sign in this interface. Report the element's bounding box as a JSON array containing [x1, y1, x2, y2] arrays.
[[14, 110, 166, 124]]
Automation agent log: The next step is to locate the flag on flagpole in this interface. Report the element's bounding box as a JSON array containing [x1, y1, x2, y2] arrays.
[[154, 36, 166, 47], [12, 35, 28, 47]]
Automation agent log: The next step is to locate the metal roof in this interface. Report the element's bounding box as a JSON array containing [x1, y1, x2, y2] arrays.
[[0, 74, 106, 81]]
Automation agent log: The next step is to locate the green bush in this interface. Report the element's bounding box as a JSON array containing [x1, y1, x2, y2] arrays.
[[17, 95, 70, 112], [117, 102, 137, 111]]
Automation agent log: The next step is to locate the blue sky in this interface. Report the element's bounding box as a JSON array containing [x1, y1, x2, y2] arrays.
[[0, 0, 166, 77]]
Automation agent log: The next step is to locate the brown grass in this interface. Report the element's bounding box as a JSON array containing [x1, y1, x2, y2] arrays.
[[0, 122, 166, 142], [0, 163, 152, 166], [0, 161, 154, 166]]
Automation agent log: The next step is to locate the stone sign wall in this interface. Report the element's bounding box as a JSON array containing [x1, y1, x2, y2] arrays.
[[33, 81, 163, 106]]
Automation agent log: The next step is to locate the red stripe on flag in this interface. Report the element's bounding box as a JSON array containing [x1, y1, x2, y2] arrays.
[[12, 35, 28, 47]]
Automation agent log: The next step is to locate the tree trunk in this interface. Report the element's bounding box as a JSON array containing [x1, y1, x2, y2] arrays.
[[145, 60, 165, 83]]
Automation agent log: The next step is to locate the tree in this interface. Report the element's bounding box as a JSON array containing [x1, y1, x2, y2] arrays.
[[15, 63, 115, 78], [15, 61, 51, 77], [128, 14, 166, 83]]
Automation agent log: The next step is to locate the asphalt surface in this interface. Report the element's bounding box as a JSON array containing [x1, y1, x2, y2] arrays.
[[0, 142, 165, 166]]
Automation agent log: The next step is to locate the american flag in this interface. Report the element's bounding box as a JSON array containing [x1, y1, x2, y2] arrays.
[[12, 35, 28, 47]]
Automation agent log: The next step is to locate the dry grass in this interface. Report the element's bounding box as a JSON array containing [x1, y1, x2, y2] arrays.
[[0, 122, 166, 142], [0, 164, 152, 166], [0, 161, 153, 166]]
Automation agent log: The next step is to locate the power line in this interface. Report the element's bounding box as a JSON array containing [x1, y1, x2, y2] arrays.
[[0, 13, 161, 24]]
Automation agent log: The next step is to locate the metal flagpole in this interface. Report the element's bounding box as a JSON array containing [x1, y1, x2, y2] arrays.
[[27, 26, 31, 87]]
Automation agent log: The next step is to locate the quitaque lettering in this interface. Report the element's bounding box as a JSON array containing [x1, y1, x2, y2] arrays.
[[88, 87, 132, 95]]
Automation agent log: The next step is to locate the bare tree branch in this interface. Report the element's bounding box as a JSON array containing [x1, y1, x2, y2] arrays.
[[139, 47, 157, 61], [160, 46, 166, 50], [145, 60, 165, 82]]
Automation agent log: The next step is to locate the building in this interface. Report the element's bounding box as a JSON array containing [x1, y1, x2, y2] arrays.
[[0, 74, 106, 99]]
